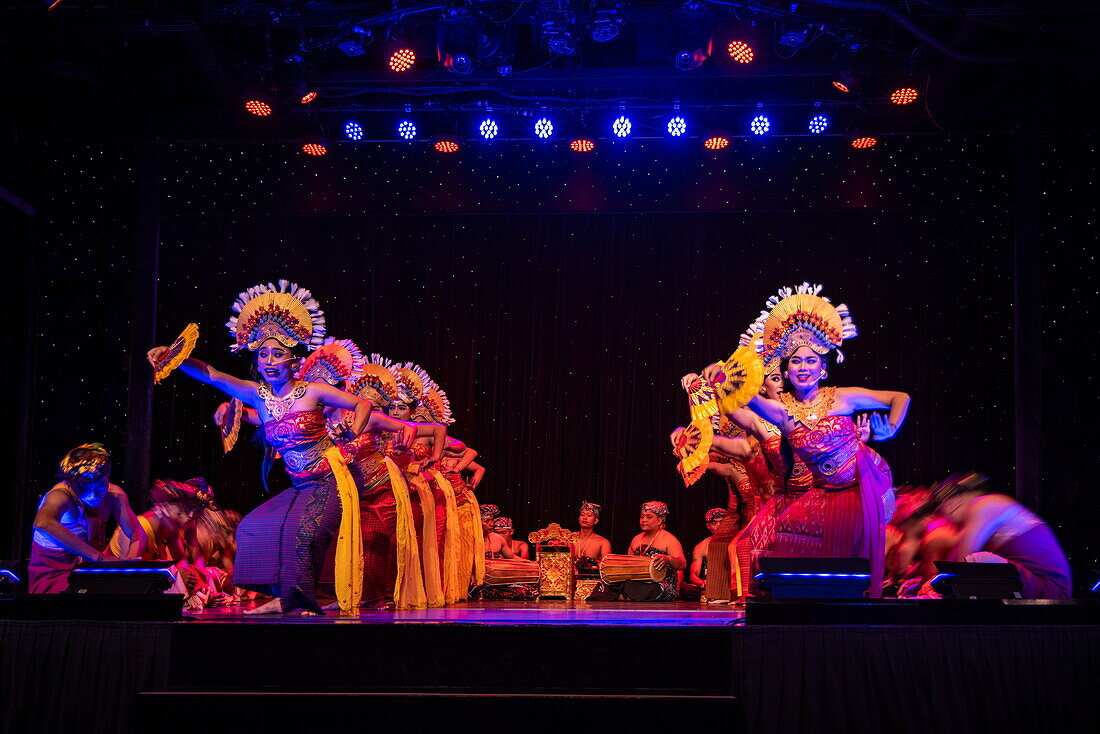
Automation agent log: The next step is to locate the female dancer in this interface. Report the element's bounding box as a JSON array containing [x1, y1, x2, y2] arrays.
[[699, 283, 909, 596], [147, 280, 372, 615]]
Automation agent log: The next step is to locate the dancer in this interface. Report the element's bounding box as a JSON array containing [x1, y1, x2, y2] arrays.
[[108, 477, 212, 562], [147, 280, 372, 615], [681, 507, 728, 602], [589, 502, 686, 602], [922, 471, 1071, 599], [698, 283, 909, 596], [573, 500, 611, 574], [29, 444, 143, 593]]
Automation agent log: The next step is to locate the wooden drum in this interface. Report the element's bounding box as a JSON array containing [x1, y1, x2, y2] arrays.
[[599, 554, 662, 584], [483, 559, 541, 586]]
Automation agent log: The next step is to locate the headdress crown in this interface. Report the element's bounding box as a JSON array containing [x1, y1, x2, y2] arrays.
[[226, 280, 326, 352]]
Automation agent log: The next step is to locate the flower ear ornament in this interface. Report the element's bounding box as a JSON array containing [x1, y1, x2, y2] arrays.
[[153, 323, 200, 384]]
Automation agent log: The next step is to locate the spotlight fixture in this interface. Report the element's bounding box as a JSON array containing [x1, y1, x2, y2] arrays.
[[434, 135, 461, 154], [832, 70, 857, 94], [540, 1, 577, 55], [890, 87, 920, 105], [397, 120, 418, 140], [243, 93, 274, 117], [589, 0, 623, 43], [667, 115, 687, 137], [612, 115, 632, 138], [301, 138, 329, 156], [389, 48, 417, 72], [726, 40, 754, 64], [703, 129, 731, 150], [778, 25, 811, 49], [569, 136, 596, 153], [534, 117, 555, 139], [808, 114, 830, 134], [479, 117, 500, 140], [344, 120, 364, 141], [671, 7, 713, 71], [337, 25, 372, 57], [438, 8, 482, 74], [851, 135, 878, 149], [292, 83, 317, 105], [750, 114, 770, 135]]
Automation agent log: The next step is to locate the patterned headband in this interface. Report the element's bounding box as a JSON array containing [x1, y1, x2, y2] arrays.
[[492, 517, 513, 532], [641, 501, 669, 520], [579, 500, 602, 519], [57, 443, 111, 481], [480, 504, 501, 520], [705, 507, 728, 523]]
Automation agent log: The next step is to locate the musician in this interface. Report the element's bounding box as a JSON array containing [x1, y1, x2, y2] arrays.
[[681, 507, 728, 602], [589, 501, 687, 602], [573, 500, 611, 575]]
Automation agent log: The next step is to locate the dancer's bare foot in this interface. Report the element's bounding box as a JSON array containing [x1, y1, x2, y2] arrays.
[[244, 598, 283, 615], [365, 599, 396, 611]]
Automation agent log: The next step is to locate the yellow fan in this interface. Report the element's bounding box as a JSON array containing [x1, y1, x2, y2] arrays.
[[674, 418, 714, 487], [218, 398, 244, 454], [153, 323, 199, 384], [713, 345, 764, 414], [685, 374, 719, 422]]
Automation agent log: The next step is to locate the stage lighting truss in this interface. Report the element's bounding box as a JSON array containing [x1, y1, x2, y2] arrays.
[[479, 117, 500, 140], [808, 114, 830, 134], [540, 1, 577, 55], [337, 26, 372, 57], [671, 8, 713, 71], [344, 120, 364, 141], [534, 117, 555, 139], [750, 114, 771, 135], [667, 115, 687, 137], [397, 120, 418, 140], [589, 0, 623, 43]]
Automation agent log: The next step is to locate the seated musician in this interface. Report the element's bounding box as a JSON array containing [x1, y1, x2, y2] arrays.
[[589, 501, 687, 602], [574, 500, 611, 576], [681, 507, 727, 602], [29, 444, 143, 593], [492, 517, 529, 559], [473, 505, 539, 600]]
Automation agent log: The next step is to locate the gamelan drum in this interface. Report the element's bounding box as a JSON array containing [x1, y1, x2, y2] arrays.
[[599, 554, 662, 584], [483, 559, 541, 586]]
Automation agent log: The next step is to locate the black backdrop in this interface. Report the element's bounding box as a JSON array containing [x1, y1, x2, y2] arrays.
[[8, 135, 1097, 591]]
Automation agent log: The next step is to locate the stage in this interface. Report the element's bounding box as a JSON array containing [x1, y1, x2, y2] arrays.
[[4, 599, 1100, 734]]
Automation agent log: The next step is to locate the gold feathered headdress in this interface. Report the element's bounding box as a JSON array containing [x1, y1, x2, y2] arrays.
[[350, 358, 402, 406], [300, 338, 365, 385], [226, 280, 326, 352], [742, 282, 857, 368]]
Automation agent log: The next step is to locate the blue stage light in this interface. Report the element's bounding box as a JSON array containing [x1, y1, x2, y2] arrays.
[[808, 114, 830, 134], [612, 115, 632, 138], [397, 120, 417, 140], [479, 117, 499, 140], [0, 569, 19, 583], [534, 117, 554, 139], [667, 116, 687, 137], [344, 121, 364, 141], [750, 114, 770, 135]]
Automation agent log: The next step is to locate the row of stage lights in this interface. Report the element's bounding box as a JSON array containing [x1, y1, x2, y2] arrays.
[[296, 112, 881, 157]]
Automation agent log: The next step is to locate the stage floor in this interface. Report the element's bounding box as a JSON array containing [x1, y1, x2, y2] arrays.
[[183, 599, 746, 626]]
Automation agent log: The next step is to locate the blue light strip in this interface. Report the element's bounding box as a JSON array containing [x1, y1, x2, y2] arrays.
[[928, 573, 955, 585], [753, 571, 871, 579], [1091, 578, 1100, 593], [72, 568, 177, 582], [0, 570, 20, 583]]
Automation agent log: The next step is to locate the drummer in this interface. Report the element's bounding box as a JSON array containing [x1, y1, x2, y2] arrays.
[[590, 501, 687, 602], [681, 507, 727, 602], [573, 500, 612, 575]]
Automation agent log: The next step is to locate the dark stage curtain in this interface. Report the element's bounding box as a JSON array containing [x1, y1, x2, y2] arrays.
[[731, 625, 1100, 734], [0, 620, 171, 734]]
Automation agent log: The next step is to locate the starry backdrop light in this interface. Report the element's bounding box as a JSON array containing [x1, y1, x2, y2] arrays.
[[10, 136, 1099, 591]]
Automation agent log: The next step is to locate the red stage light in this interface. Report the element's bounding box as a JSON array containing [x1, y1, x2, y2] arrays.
[[244, 98, 273, 117], [832, 81, 850, 93], [569, 138, 596, 153], [301, 141, 328, 156], [299, 90, 318, 105], [727, 41, 754, 64], [851, 136, 878, 149], [389, 48, 416, 72], [703, 130, 730, 150], [890, 87, 919, 105], [434, 139, 460, 154]]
